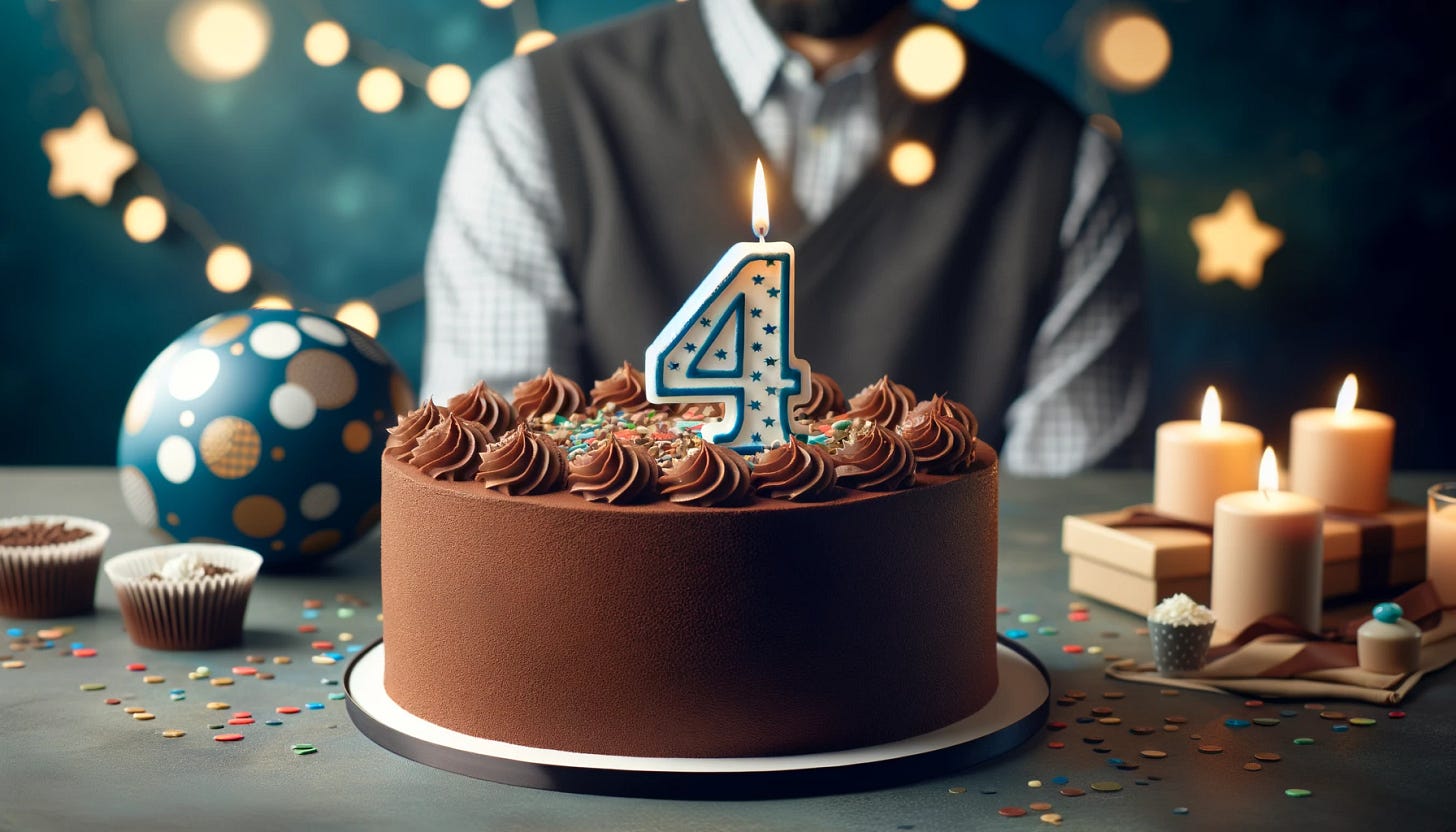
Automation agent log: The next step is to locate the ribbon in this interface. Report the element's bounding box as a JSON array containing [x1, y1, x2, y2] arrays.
[[1327, 509, 1397, 597]]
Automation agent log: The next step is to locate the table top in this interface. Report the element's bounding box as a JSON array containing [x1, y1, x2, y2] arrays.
[[2, 468, 1453, 831]]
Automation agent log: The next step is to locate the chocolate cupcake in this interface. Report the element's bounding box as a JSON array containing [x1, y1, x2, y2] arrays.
[[103, 544, 262, 650], [0, 515, 111, 618]]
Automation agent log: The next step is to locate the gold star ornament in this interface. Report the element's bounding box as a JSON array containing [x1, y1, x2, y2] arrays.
[[1188, 189, 1284, 289], [41, 107, 138, 206]]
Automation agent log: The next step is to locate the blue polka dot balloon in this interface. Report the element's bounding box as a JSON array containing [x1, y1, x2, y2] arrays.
[[117, 309, 414, 567]]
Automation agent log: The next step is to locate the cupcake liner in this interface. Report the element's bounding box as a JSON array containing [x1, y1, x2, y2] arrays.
[[1147, 619, 1216, 677], [103, 544, 262, 650], [0, 515, 111, 618]]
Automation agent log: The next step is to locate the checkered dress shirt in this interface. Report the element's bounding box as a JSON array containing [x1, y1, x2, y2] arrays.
[[423, 0, 1146, 474]]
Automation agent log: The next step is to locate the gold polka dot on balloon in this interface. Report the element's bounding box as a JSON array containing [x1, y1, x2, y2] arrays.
[[233, 494, 286, 538], [166, 512, 180, 526], [299, 529, 342, 556], [198, 314, 251, 346], [199, 416, 262, 479], [271, 446, 285, 462], [342, 420, 372, 453], [285, 349, 358, 410], [123, 376, 155, 435], [390, 371, 415, 415], [355, 503, 381, 538]]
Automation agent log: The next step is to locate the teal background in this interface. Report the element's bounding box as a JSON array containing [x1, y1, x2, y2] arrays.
[[2, 0, 1453, 466]]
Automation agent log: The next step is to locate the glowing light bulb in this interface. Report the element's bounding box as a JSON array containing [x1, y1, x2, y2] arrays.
[[515, 30, 556, 55], [123, 195, 168, 243], [335, 300, 379, 337], [426, 64, 472, 109], [206, 244, 252, 293], [1258, 447, 1279, 494], [304, 20, 349, 67], [1336, 374, 1358, 417], [167, 0, 272, 82], [357, 67, 404, 113], [1088, 11, 1171, 92], [893, 24, 966, 102], [1200, 386, 1221, 431], [888, 140, 936, 186], [252, 294, 292, 309]]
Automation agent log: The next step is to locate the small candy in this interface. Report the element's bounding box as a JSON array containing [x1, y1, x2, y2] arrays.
[[1372, 602, 1403, 624], [231, 666, 257, 676], [79, 683, 105, 691], [4, 628, 23, 638], [302, 609, 320, 620], [1224, 719, 1251, 728], [210, 677, 234, 686], [265, 719, 283, 726], [276, 706, 301, 714], [1293, 737, 1315, 745], [143, 675, 165, 684], [1090, 781, 1123, 793], [997, 807, 1027, 818], [213, 733, 245, 742], [328, 692, 345, 700], [337, 608, 355, 619], [1, 660, 24, 670], [72, 648, 97, 658], [227, 718, 255, 726], [1006, 629, 1028, 639], [304, 702, 325, 710], [162, 730, 186, 738], [206, 702, 231, 710], [1062, 645, 1084, 654], [132, 712, 155, 721], [1349, 717, 1376, 727], [1284, 788, 1312, 798], [291, 743, 318, 755], [311, 655, 336, 665], [1018, 613, 1041, 624], [125, 663, 146, 672]]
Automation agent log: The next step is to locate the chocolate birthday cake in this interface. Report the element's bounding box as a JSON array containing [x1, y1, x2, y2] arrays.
[[380, 365, 999, 758]]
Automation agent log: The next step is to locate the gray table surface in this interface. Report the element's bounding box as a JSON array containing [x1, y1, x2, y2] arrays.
[[2, 468, 1453, 832]]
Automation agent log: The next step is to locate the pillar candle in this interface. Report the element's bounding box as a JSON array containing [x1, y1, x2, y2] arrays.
[[1210, 448, 1324, 635], [1289, 374, 1394, 513], [1154, 387, 1263, 525], [1426, 484, 1456, 603]]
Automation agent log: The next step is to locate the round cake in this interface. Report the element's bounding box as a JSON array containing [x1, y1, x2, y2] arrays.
[[380, 367, 999, 758]]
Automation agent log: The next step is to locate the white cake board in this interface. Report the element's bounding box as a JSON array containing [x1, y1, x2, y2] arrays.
[[345, 637, 1050, 798]]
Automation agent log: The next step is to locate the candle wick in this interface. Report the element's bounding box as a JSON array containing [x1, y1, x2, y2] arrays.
[[1262, 489, 1272, 503], [755, 232, 765, 243]]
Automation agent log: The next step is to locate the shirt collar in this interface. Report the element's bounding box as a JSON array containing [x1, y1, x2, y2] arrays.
[[700, 0, 790, 115]]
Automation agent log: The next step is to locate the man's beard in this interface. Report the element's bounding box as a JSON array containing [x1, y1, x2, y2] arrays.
[[752, 0, 906, 39]]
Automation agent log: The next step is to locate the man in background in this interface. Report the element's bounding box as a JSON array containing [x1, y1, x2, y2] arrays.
[[423, 0, 1146, 474]]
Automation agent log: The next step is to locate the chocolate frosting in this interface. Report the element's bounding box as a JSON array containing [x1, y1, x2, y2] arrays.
[[475, 424, 567, 495], [750, 439, 839, 502], [838, 375, 918, 428], [589, 361, 649, 413], [512, 369, 585, 419], [0, 521, 92, 546], [932, 394, 979, 440], [900, 395, 976, 474], [794, 372, 849, 422], [409, 414, 495, 481], [446, 380, 516, 437], [661, 441, 753, 507], [832, 424, 917, 491], [567, 435, 660, 504], [385, 401, 445, 458]]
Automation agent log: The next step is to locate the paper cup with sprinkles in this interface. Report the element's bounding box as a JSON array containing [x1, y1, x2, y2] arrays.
[[103, 544, 262, 650], [1146, 593, 1217, 677], [0, 515, 111, 618]]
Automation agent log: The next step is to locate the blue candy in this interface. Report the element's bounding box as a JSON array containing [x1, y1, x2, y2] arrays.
[[1372, 602, 1403, 624]]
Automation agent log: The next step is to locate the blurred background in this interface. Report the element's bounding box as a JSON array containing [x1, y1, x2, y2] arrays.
[[2, 0, 1453, 468]]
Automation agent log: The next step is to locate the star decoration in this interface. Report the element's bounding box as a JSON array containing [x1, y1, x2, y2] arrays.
[[668, 361, 680, 370], [1189, 189, 1284, 289], [751, 432, 762, 443], [699, 317, 712, 328], [766, 287, 781, 298], [763, 416, 776, 427], [765, 386, 778, 395], [763, 324, 777, 335], [764, 356, 778, 366], [751, 341, 762, 352], [750, 307, 762, 318], [714, 348, 728, 360], [750, 371, 762, 381], [752, 275, 765, 285], [684, 342, 698, 353], [41, 107, 138, 206], [749, 400, 762, 411]]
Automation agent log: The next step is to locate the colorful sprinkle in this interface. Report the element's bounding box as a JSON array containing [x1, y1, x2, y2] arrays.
[[1252, 718, 1281, 727], [125, 663, 146, 672], [79, 683, 105, 691], [311, 655, 336, 665], [162, 730, 185, 738], [132, 712, 155, 721], [1254, 752, 1282, 762], [231, 666, 258, 676], [1388, 710, 1406, 719], [123, 706, 146, 714], [143, 675, 165, 684], [1243, 762, 1263, 771], [997, 807, 1027, 817], [1349, 717, 1376, 726], [1037, 626, 1059, 636], [1006, 629, 1029, 639], [72, 648, 96, 658], [1062, 644, 1084, 654], [103, 698, 121, 705], [1018, 613, 1041, 624], [227, 718, 255, 726], [327, 692, 345, 701], [264, 719, 283, 726], [337, 608, 355, 619], [213, 733, 245, 742], [298, 624, 318, 634], [4, 628, 22, 638], [1293, 738, 1315, 745], [1224, 719, 1251, 728], [304, 702, 324, 710], [210, 677, 234, 686], [1332, 724, 1349, 733], [1089, 781, 1123, 793], [273, 656, 293, 664], [1284, 788, 1312, 798], [276, 706, 301, 714]]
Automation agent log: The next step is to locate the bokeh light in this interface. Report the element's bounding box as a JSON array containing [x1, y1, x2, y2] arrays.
[[480, 0, 515, 8], [206, 244, 252, 293], [123, 195, 168, 243], [888, 141, 936, 187], [167, 0, 272, 82], [426, 64, 472, 109], [1089, 113, 1123, 142], [515, 30, 557, 56], [893, 24, 966, 102], [1088, 11, 1171, 92], [304, 20, 350, 67], [335, 300, 380, 337], [357, 67, 404, 113], [943, 0, 980, 9], [252, 295, 292, 309]]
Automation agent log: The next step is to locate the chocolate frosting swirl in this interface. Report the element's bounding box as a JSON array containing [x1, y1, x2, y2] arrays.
[[386, 401, 445, 458], [446, 380, 516, 437], [837, 375, 918, 428], [832, 424, 917, 491], [474, 424, 567, 495], [408, 414, 494, 481], [794, 372, 849, 422], [661, 441, 753, 507], [589, 361, 649, 413], [899, 395, 975, 474], [567, 435, 660, 504], [750, 439, 838, 502], [512, 369, 585, 419]]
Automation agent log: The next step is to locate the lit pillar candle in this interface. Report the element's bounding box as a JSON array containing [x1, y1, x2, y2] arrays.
[[1210, 448, 1324, 635], [646, 160, 811, 451], [1289, 374, 1395, 513], [1153, 387, 1263, 525]]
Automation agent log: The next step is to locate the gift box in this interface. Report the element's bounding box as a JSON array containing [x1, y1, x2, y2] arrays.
[[1064, 503, 1426, 616]]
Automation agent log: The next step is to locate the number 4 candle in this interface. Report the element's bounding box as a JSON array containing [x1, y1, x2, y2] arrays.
[[646, 160, 811, 452]]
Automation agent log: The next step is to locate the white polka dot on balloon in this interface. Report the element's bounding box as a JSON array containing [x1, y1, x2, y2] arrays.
[[250, 322, 302, 359], [299, 482, 341, 520], [167, 349, 220, 401], [270, 383, 317, 429], [157, 435, 196, 484], [297, 315, 348, 347]]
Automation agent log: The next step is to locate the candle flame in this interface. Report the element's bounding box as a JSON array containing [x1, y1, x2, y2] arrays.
[[1335, 373, 1358, 417], [751, 158, 769, 241], [1200, 386, 1221, 431], [1258, 446, 1279, 494]]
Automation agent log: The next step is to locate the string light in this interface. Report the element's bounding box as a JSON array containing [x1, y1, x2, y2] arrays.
[[1088, 11, 1171, 92], [206, 244, 253, 293], [515, 30, 557, 55], [888, 141, 936, 187], [335, 300, 380, 337], [123, 195, 168, 243], [893, 24, 966, 102], [39, 107, 136, 206], [426, 64, 472, 109], [167, 0, 272, 82], [303, 20, 350, 67], [252, 295, 292, 309], [357, 66, 404, 113]]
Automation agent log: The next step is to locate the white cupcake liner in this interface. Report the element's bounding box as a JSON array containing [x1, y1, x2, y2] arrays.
[[0, 515, 111, 618], [104, 544, 262, 650], [1147, 619, 1216, 677]]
